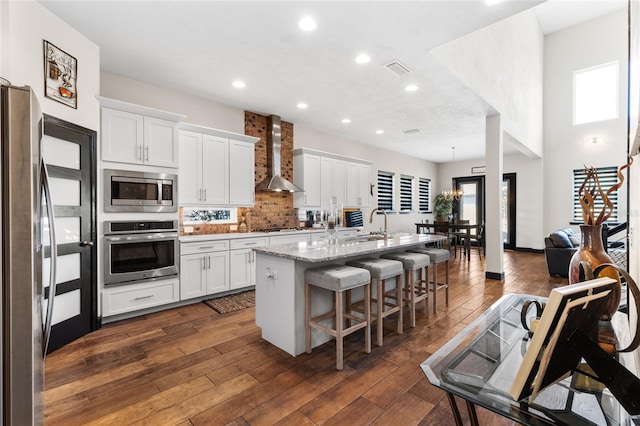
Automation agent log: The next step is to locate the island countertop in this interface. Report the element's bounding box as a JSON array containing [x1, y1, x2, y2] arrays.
[[253, 233, 445, 262]]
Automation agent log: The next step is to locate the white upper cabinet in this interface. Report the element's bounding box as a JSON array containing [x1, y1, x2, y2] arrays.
[[98, 97, 185, 168], [293, 152, 321, 208], [294, 148, 371, 209], [179, 124, 257, 207], [229, 139, 255, 206], [346, 161, 371, 207], [321, 157, 346, 208]]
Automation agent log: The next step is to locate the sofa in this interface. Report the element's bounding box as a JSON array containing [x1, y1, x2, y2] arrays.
[[544, 228, 580, 277]]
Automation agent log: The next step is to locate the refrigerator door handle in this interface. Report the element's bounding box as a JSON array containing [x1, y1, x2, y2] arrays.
[[41, 161, 58, 357]]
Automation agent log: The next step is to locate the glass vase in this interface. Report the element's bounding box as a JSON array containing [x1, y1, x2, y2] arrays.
[[568, 224, 621, 320]]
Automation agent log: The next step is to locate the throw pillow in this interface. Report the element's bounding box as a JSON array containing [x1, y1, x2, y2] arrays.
[[568, 234, 581, 247], [550, 231, 572, 248]]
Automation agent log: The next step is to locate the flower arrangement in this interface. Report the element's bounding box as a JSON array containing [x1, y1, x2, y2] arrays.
[[577, 157, 632, 225]]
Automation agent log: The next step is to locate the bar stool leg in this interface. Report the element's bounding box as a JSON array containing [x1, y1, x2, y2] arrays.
[[407, 269, 416, 327], [376, 278, 384, 347], [445, 260, 450, 306], [335, 290, 344, 370], [432, 262, 438, 313], [364, 283, 371, 353], [305, 283, 312, 354], [397, 274, 403, 334]]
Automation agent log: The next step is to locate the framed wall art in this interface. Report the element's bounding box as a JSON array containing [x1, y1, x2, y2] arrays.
[[43, 40, 77, 109]]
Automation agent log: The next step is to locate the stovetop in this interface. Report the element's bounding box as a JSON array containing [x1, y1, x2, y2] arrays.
[[253, 228, 306, 233]]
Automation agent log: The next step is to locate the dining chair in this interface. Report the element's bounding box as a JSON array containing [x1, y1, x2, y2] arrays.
[[434, 220, 455, 252], [468, 221, 485, 257], [452, 219, 469, 258]]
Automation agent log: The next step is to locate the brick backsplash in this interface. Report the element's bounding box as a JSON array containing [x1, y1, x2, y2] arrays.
[[180, 112, 298, 236]]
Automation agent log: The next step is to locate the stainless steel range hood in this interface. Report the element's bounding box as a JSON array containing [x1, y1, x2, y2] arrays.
[[255, 115, 303, 192]]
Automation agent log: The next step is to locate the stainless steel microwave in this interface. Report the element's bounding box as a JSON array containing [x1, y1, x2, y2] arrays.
[[104, 169, 177, 213]]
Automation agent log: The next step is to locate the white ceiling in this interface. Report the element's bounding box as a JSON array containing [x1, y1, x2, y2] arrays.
[[39, 0, 627, 163]]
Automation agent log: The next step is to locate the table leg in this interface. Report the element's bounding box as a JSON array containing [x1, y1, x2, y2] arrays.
[[466, 400, 479, 426], [446, 393, 464, 426]]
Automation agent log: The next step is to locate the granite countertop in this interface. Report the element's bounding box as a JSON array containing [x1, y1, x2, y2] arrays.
[[179, 227, 361, 243], [253, 233, 446, 262]]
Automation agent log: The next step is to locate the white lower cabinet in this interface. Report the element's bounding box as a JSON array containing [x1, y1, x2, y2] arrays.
[[102, 278, 180, 317], [180, 240, 230, 299], [229, 237, 269, 290]]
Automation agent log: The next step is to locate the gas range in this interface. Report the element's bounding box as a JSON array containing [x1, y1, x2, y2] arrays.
[[254, 227, 306, 233]]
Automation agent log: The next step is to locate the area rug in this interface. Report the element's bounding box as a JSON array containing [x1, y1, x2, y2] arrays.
[[203, 290, 255, 314]]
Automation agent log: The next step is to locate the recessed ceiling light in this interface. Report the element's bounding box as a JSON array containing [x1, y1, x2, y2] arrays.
[[355, 54, 371, 64], [341, 118, 351, 124], [376, 130, 384, 134], [297, 102, 308, 109], [232, 80, 246, 89], [298, 16, 317, 31], [404, 84, 419, 92], [485, 0, 504, 5]]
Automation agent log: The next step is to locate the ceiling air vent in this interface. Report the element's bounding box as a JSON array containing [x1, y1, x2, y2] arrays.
[[385, 60, 411, 76], [403, 128, 421, 135]]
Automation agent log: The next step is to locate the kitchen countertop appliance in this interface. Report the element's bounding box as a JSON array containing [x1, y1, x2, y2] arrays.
[[1, 84, 57, 424]]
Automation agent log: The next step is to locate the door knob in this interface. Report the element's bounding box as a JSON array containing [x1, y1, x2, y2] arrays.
[[80, 240, 94, 247]]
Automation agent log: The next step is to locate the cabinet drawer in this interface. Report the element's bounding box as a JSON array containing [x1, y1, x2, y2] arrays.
[[180, 240, 229, 255], [269, 233, 310, 245], [230, 237, 269, 250], [102, 278, 179, 317]]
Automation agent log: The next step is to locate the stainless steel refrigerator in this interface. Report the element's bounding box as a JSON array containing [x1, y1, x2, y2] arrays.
[[1, 84, 57, 424]]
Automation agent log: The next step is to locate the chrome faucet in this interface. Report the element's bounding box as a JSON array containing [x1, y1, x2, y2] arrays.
[[369, 208, 388, 238]]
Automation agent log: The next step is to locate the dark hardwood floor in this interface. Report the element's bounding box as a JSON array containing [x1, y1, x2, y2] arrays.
[[44, 250, 566, 425]]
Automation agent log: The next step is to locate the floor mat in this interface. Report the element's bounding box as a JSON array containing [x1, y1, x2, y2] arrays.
[[203, 290, 255, 314]]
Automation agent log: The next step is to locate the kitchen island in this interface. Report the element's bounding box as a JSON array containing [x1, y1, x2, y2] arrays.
[[254, 233, 445, 356]]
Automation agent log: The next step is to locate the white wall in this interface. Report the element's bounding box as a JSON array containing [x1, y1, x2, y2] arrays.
[[431, 9, 544, 157], [543, 9, 628, 235], [4, 1, 100, 131], [438, 153, 543, 250], [101, 72, 244, 133], [295, 124, 439, 234]]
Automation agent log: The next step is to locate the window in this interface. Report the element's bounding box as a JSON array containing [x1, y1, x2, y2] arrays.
[[573, 166, 619, 222], [399, 175, 413, 213], [573, 61, 619, 125], [377, 170, 394, 212], [418, 177, 431, 213]]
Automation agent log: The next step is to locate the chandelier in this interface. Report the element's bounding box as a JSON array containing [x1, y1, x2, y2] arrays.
[[441, 147, 463, 201]]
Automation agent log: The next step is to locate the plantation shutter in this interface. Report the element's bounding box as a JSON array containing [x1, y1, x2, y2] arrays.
[[419, 178, 431, 213], [573, 166, 618, 222], [400, 175, 413, 213], [377, 170, 394, 212]]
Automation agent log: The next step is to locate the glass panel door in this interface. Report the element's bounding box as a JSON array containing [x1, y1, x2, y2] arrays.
[[459, 182, 478, 224]]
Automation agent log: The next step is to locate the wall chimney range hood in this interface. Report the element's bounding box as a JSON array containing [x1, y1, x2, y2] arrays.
[[255, 115, 303, 192]]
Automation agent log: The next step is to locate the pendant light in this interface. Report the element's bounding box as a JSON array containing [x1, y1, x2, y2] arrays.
[[441, 147, 463, 201]]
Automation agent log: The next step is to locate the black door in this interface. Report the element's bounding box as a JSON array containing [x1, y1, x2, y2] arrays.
[[43, 115, 98, 353]]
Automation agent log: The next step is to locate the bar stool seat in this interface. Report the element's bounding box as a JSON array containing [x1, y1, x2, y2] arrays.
[[305, 264, 371, 370], [381, 252, 431, 327], [346, 258, 403, 346], [407, 247, 450, 313]]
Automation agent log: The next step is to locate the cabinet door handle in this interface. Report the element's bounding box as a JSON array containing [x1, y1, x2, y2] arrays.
[[137, 145, 142, 160], [204, 188, 207, 202], [203, 255, 207, 270], [199, 189, 202, 201], [208, 255, 212, 270], [144, 146, 150, 161]]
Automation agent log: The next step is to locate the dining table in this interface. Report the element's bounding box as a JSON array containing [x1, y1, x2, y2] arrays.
[[415, 222, 481, 262]]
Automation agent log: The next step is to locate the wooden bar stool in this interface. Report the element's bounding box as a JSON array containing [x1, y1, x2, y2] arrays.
[[407, 247, 450, 313], [346, 258, 403, 346], [381, 252, 431, 327], [305, 264, 372, 370]]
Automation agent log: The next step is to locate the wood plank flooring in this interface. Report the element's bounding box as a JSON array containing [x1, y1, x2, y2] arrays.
[[45, 250, 566, 425]]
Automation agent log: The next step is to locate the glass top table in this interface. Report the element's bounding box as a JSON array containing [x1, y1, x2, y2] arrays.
[[420, 293, 639, 426]]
